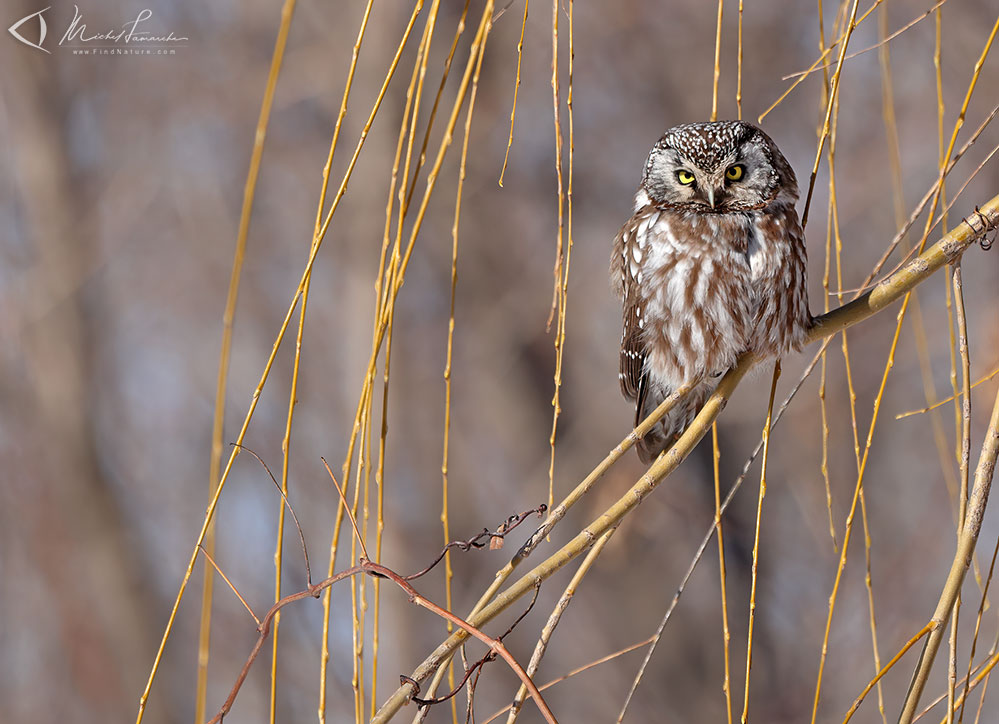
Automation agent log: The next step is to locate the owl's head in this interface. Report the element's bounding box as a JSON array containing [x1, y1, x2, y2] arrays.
[[640, 121, 797, 212]]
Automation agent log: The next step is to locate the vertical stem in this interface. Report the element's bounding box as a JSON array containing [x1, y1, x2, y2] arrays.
[[714, 423, 734, 724], [711, 0, 724, 120], [736, 0, 743, 118], [742, 361, 781, 723], [195, 2, 298, 721]]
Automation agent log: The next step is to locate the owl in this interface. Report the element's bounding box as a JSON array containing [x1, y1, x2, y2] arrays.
[[611, 121, 811, 463]]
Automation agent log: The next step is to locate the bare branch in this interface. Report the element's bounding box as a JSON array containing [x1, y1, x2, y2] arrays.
[[235, 443, 312, 585], [321, 456, 369, 561], [197, 545, 260, 628]]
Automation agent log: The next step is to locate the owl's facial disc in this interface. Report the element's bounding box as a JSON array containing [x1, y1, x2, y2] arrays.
[[642, 121, 789, 212], [689, 162, 734, 211]]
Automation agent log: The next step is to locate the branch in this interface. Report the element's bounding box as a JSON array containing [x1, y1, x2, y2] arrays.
[[206, 566, 360, 724], [366, 562, 558, 724], [506, 526, 618, 723], [897, 374, 999, 723], [205, 513, 554, 724], [371, 195, 999, 724], [407, 505, 547, 580]]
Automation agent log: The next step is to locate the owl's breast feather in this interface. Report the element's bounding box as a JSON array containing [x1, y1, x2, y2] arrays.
[[639, 212, 755, 382]]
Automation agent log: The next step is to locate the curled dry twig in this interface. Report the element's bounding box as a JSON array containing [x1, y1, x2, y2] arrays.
[[403, 582, 542, 709], [236, 444, 313, 585], [408, 506, 548, 580]]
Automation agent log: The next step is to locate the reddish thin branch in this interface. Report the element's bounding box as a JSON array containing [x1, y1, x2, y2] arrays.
[[404, 578, 543, 709], [205, 513, 554, 724], [235, 444, 313, 584], [197, 545, 260, 627], [205, 566, 356, 724], [364, 561, 557, 724]]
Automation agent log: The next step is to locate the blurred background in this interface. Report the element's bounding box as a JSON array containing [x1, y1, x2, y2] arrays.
[[2, 1, 999, 722]]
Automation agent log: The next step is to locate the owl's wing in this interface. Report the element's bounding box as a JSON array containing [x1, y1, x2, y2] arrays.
[[610, 208, 652, 416], [748, 200, 813, 357]]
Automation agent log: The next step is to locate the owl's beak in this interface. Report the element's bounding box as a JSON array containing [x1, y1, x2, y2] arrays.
[[706, 184, 725, 210]]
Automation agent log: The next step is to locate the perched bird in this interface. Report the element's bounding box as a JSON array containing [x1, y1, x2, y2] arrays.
[[610, 121, 812, 463]]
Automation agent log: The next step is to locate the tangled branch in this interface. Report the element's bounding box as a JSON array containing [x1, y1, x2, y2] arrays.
[[203, 505, 550, 724]]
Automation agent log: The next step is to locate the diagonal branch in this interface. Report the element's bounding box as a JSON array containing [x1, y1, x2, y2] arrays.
[[371, 195, 999, 724], [897, 371, 999, 723]]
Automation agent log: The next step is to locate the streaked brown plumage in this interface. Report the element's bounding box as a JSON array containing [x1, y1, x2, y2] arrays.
[[610, 121, 811, 463]]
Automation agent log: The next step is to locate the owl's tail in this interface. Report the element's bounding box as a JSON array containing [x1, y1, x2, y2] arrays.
[[635, 380, 716, 464]]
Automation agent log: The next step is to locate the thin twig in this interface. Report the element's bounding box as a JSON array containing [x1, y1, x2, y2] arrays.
[[842, 623, 933, 723], [498, 0, 528, 187], [482, 637, 654, 724], [782, 0, 950, 80], [800, 0, 861, 229], [322, 456, 369, 562], [278, 2, 375, 718], [736, 0, 743, 118], [711, 0, 723, 120], [236, 444, 312, 585], [949, 258, 973, 724], [714, 422, 733, 724], [433, 17, 488, 719], [407, 506, 547, 580], [197, 545, 260, 627], [897, 368, 999, 419], [742, 361, 781, 724]]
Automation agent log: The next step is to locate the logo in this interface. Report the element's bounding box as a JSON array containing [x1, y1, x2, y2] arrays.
[[8, 6, 50, 53], [7, 5, 188, 56]]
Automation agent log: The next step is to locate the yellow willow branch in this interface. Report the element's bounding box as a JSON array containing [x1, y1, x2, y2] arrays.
[[897, 344, 999, 724], [195, 1, 298, 721], [136, 5, 425, 722]]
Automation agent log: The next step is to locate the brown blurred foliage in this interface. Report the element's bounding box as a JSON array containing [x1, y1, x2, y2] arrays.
[[2, 1, 998, 723]]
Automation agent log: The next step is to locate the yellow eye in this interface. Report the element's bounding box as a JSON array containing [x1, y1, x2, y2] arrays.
[[725, 164, 744, 181], [677, 169, 696, 185]]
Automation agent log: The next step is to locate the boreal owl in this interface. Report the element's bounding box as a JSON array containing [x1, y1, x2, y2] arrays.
[[611, 121, 811, 463]]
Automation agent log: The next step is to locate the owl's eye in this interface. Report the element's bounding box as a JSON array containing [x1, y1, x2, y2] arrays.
[[725, 164, 745, 182], [676, 169, 696, 186]]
